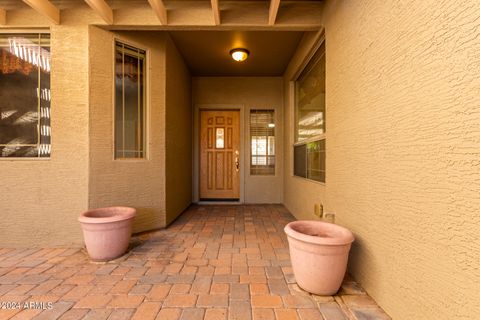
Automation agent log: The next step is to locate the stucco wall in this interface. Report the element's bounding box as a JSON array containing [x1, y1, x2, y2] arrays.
[[88, 29, 167, 232], [0, 5, 135, 247], [193, 77, 284, 204], [165, 35, 193, 225], [285, 1, 480, 319], [0, 25, 90, 247], [1, 3, 190, 243]]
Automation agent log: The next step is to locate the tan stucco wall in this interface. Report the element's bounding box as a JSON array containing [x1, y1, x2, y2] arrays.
[[0, 6, 131, 247], [88, 29, 167, 232], [285, 1, 480, 319], [0, 25, 90, 247], [1, 3, 192, 244], [165, 35, 193, 225], [193, 77, 284, 204]]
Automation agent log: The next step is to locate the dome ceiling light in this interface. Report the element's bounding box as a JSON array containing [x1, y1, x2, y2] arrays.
[[230, 48, 249, 62]]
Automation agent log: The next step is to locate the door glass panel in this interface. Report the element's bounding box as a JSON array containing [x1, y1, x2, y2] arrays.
[[216, 128, 224, 148]]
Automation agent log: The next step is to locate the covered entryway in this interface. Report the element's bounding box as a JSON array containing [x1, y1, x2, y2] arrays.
[[185, 31, 302, 204]]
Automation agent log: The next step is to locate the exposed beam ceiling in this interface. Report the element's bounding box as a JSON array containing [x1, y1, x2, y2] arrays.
[[84, 0, 113, 24], [22, 0, 59, 24], [211, 0, 220, 25], [268, 0, 281, 25], [6, 1, 323, 28], [0, 8, 6, 25], [147, 0, 167, 25]]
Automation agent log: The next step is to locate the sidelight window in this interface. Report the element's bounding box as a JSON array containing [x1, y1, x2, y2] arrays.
[[250, 110, 275, 175], [114, 41, 146, 159]]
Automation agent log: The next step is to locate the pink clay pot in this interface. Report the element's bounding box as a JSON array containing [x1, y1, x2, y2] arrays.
[[284, 220, 354, 295], [78, 207, 136, 261]]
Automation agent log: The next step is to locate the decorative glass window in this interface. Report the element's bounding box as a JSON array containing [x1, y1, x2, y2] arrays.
[[216, 128, 224, 148], [293, 42, 325, 183], [0, 33, 51, 158], [114, 41, 146, 159], [250, 110, 275, 175]]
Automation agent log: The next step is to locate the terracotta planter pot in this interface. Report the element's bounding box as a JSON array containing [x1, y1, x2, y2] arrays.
[[78, 207, 136, 261], [284, 220, 354, 295]]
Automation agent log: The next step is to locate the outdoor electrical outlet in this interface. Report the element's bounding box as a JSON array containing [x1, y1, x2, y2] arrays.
[[324, 213, 335, 223], [314, 204, 323, 217]]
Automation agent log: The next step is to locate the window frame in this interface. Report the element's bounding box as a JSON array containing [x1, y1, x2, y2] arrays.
[[113, 39, 148, 161], [292, 36, 326, 184], [0, 30, 52, 160]]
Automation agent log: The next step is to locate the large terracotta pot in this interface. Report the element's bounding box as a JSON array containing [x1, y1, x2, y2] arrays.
[[78, 207, 136, 261], [284, 220, 354, 295]]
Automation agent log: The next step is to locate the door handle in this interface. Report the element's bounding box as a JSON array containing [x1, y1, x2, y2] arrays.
[[235, 150, 239, 172]]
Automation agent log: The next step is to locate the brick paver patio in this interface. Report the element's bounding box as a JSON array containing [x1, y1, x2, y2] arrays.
[[0, 205, 390, 319]]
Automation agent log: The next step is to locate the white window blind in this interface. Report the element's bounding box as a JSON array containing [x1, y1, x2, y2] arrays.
[[250, 110, 275, 175]]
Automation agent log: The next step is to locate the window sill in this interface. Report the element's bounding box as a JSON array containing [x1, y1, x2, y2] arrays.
[[291, 175, 325, 186], [114, 158, 148, 162], [0, 157, 50, 161], [293, 134, 326, 146], [249, 174, 277, 177]]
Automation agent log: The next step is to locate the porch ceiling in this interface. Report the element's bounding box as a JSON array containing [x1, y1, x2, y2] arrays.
[[1, 0, 324, 28], [169, 30, 304, 76]]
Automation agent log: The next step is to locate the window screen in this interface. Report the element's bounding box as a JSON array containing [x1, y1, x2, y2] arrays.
[[250, 110, 275, 175], [307, 140, 325, 182]]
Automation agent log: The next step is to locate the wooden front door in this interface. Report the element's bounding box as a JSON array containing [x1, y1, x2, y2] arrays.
[[200, 110, 240, 200]]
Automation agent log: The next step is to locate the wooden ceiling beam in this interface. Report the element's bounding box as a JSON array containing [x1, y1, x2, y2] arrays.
[[22, 0, 60, 24], [0, 9, 6, 25], [268, 0, 281, 25], [84, 0, 113, 24], [147, 0, 167, 25], [211, 0, 220, 25]]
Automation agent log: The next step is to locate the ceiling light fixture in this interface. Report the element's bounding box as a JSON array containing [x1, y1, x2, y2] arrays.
[[230, 48, 249, 62]]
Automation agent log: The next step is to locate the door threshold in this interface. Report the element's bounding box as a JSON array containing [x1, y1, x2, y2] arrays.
[[200, 198, 240, 202], [196, 200, 242, 205]]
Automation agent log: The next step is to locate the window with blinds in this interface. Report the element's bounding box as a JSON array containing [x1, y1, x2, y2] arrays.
[[114, 41, 146, 159], [250, 110, 275, 175], [0, 33, 51, 157]]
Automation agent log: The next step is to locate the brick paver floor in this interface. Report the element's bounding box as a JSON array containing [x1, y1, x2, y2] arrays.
[[0, 205, 390, 319]]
